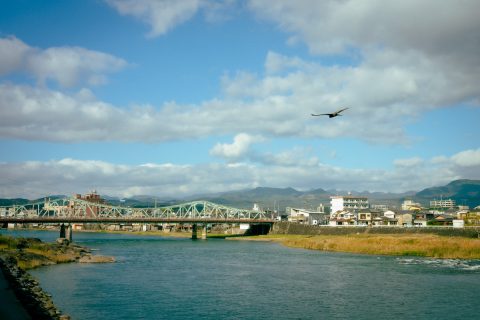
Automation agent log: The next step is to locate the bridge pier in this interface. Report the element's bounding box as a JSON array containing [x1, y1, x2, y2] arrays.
[[201, 224, 207, 240], [59, 223, 73, 242], [192, 224, 198, 240], [66, 224, 73, 242], [59, 224, 66, 238]]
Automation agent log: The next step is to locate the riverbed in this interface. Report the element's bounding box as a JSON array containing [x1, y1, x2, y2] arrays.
[[2, 229, 480, 320]]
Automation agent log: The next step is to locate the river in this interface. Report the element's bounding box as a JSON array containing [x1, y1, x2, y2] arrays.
[[2, 229, 480, 319]]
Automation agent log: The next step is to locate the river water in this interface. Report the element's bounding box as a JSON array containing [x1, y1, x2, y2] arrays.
[[2, 230, 480, 320]]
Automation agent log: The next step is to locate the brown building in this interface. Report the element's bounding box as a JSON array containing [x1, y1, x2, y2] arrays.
[[71, 190, 106, 217]]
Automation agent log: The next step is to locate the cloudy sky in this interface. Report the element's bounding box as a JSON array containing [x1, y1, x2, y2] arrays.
[[1, 0, 479, 199]]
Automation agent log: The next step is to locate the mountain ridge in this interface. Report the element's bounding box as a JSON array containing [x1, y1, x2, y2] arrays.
[[1, 179, 478, 210]]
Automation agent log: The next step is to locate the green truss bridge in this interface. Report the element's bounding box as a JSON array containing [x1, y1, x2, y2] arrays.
[[0, 197, 275, 239]]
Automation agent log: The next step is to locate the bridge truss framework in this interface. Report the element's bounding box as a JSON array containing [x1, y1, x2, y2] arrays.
[[0, 198, 274, 224]]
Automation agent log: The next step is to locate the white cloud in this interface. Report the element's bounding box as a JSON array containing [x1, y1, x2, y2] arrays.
[[210, 133, 264, 160], [451, 149, 480, 167], [0, 36, 127, 87], [265, 51, 312, 75], [106, 0, 203, 37], [1, 148, 479, 199], [106, 0, 241, 37], [248, 0, 480, 59], [247, 0, 480, 106], [27, 46, 127, 87], [394, 157, 424, 168], [1, 3, 479, 146], [1, 38, 479, 145]]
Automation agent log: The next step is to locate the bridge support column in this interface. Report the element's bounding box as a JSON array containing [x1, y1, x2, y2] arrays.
[[66, 224, 73, 242], [201, 224, 207, 240], [59, 224, 66, 238], [192, 224, 198, 240]]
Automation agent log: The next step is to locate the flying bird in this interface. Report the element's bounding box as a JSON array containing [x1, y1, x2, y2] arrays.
[[311, 107, 349, 118]]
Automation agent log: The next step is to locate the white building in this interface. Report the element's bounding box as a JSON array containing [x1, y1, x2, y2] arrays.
[[384, 210, 396, 219], [330, 195, 369, 213], [371, 204, 389, 211], [430, 199, 456, 208]]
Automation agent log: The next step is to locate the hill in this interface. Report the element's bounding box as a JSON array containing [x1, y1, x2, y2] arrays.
[[415, 179, 480, 208], [0, 198, 30, 206], [196, 187, 318, 209], [2, 179, 478, 211]]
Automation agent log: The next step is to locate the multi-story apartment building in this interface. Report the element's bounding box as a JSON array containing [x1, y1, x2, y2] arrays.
[[430, 198, 456, 208], [330, 195, 369, 213]]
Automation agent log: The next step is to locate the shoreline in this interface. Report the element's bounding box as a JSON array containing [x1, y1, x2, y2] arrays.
[[5, 227, 480, 259], [0, 255, 69, 320], [230, 233, 480, 259], [0, 234, 115, 320]]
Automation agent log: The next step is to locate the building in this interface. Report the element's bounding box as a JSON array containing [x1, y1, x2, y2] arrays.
[[329, 210, 357, 226], [74, 190, 106, 204], [330, 195, 369, 213], [401, 200, 422, 211], [287, 207, 329, 225], [70, 190, 107, 217], [430, 198, 456, 209], [357, 209, 382, 226], [371, 204, 389, 211], [397, 213, 413, 226]]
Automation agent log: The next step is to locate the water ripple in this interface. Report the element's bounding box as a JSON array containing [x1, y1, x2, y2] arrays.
[[396, 257, 480, 271]]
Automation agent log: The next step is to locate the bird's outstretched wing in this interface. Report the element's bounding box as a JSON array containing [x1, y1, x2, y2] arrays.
[[311, 113, 330, 116], [335, 107, 349, 114]]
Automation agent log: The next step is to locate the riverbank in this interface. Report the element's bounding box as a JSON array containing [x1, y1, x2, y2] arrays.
[[231, 233, 480, 259], [0, 235, 114, 319]]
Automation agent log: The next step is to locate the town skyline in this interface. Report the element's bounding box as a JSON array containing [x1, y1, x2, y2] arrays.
[[1, 1, 479, 199]]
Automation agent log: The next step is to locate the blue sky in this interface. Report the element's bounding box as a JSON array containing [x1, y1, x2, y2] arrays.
[[1, 0, 479, 199]]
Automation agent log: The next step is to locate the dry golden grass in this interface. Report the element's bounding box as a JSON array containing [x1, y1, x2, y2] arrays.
[[254, 234, 480, 259], [25, 248, 77, 264]]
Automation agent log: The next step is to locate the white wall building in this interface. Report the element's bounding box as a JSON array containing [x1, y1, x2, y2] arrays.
[[384, 210, 396, 219], [430, 199, 456, 208], [330, 196, 369, 213]]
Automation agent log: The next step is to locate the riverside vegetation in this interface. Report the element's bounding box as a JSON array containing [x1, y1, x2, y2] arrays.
[[238, 234, 480, 259], [0, 234, 114, 319]]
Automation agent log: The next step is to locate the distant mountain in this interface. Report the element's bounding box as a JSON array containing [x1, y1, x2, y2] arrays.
[[195, 187, 311, 209], [0, 198, 30, 206], [105, 195, 178, 208], [0, 195, 67, 206], [2, 180, 478, 211], [415, 179, 480, 208]]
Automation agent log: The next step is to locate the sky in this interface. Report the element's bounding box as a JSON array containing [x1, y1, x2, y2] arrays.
[[0, 0, 479, 199]]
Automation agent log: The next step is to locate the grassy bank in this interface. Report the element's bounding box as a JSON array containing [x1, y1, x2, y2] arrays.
[[0, 234, 113, 270], [235, 234, 480, 259]]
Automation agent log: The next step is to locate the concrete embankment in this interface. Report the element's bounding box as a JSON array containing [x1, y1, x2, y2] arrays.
[[270, 222, 480, 238]]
